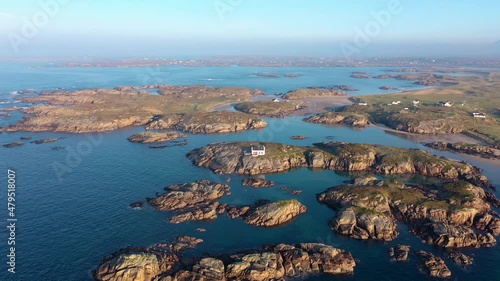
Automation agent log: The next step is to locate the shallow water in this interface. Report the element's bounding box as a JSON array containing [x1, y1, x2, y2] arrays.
[[0, 63, 499, 281]]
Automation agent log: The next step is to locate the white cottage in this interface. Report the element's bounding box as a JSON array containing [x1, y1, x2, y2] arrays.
[[250, 146, 266, 156]]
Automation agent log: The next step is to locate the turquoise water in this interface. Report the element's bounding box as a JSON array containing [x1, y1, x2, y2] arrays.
[[0, 63, 499, 281]]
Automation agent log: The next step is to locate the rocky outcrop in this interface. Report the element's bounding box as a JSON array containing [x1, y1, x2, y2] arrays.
[[127, 131, 186, 143], [167, 202, 222, 224], [447, 252, 473, 266], [145, 112, 267, 134], [379, 86, 394, 90], [244, 200, 307, 227], [129, 202, 144, 210], [94, 242, 355, 281], [92, 236, 202, 281], [32, 138, 59, 144], [187, 142, 482, 184], [382, 114, 465, 134], [241, 177, 275, 188], [290, 135, 308, 140], [416, 251, 452, 278], [425, 141, 500, 160], [318, 179, 500, 247], [414, 222, 496, 248], [318, 183, 398, 241], [3, 142, 24, 148], [304, 112, 369, 128], [3, 85, 263, 133], [283, 87, 346, 99], [147, 180, 230, 211], [335, 85, 359, 91], [388, 245, 410, 262]]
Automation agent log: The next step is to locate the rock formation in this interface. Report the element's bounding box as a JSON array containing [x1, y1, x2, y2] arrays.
[[127, 131, 186, 143], [388, 245, 410, 262], [241, 177, 275, 188], [304, 112, 369, 128], [318, 179, 500, 247], [147, 180, 230, 211], [187, 142, 485, 187], [416, 251, 452, 278], [244, 200, 307, 227], [94, 242, 356, 281]]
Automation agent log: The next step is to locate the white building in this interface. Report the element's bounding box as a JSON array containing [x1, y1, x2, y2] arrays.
[[251, 146, 266, 156], [472, 112, 486, 118], [391, 101, 401, 105], [412, 100, 420, 105], [272, 98, 280, 102], [358, 102, 368, 106]]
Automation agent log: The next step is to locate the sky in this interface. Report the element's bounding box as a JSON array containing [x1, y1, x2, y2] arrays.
[[0, 0, 499, 58]]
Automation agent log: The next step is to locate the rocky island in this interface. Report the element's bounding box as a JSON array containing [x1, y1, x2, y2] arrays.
[[93, 241, 356, 281], [317, 178, 499, 248], [234, 100, 303, 117], [2, 85, 266, 133], [146, 180, 307, 226], [187, 141, 487, 186], [127, 131, 186, 143], [282, 87, 347, 100], [304, 112, 369, 128]]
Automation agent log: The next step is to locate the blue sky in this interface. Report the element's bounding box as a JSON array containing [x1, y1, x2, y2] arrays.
[[1, 0, 499, 57]]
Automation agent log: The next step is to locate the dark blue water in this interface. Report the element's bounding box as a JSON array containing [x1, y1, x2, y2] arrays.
[[0, 63, 499, 281]]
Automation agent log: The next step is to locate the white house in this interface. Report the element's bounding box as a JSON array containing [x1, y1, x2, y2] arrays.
[[412, 100, 420, 105], [472, 112, 486, 118], [391, 101, 401, 105], [272, 98, 280, 103], [358, 102, 368, 106], [251, 146, 266, 156]]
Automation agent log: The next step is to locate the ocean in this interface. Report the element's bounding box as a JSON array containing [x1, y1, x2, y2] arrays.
[[0, 63, 499, 281]]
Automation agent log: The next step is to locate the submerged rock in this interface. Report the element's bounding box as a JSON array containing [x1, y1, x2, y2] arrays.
[[3, 141, 24, 148], [32, 138, 59, 144], [129, 201, 144, 210]]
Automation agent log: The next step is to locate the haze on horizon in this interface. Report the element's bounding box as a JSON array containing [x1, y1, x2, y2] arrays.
[[0, 0, 499, 59]]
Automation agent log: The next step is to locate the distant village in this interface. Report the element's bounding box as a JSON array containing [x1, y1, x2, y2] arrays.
[[358, 99, 487, 118]]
